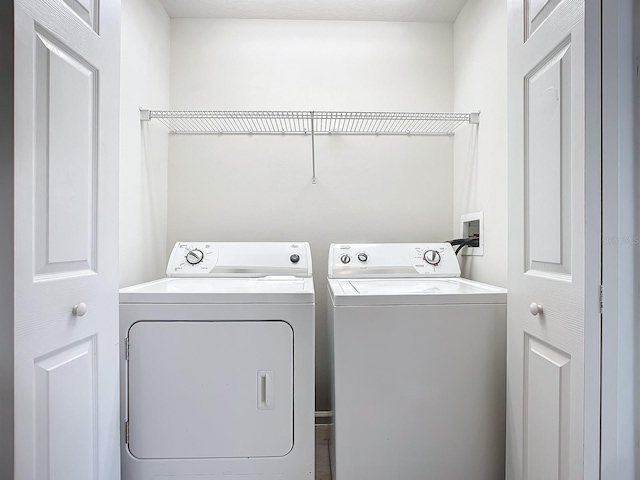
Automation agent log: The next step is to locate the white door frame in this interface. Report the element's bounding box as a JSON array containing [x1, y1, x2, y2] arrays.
[[600, 0, 638, 478], [584, 0, 602, 479], [0, 1, 14, 476]]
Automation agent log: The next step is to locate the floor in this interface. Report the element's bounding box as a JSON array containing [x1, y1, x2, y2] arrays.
[[315, 425, 332, 480]]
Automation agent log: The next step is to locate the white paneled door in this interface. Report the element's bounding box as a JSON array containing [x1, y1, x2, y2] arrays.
[[14, 0, 120, 478], [507, 1, 586, 480]]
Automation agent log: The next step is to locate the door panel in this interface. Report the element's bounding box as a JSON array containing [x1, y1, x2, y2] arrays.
[[35, 338, 98, 479], [14, 0, 120, 478], [524, 336, 571, 480], [34, 28, 97, 278], [62, 0, 97, 31], [507, 1, 585, 479], [526, 0, 564, 39], [525, 42, 573, 277], [127, 321, 294, 459]]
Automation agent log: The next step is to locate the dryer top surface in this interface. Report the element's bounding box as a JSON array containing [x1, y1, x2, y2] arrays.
[[120, 277, 315, 304]]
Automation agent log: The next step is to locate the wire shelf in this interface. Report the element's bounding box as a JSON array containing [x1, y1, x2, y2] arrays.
[[140, 109, 479, 184], [141, 110, 478, 136]]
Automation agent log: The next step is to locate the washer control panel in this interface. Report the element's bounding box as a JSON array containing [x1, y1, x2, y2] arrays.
[[328, 243, 461, 278], [167, 242, 313, 278]]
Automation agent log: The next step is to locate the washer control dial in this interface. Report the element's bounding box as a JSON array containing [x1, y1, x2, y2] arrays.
[[340, 254, 351, 264], [423, 250, 441, 266], [357, 252, 368, 262], [186, 249, 204, 265], [290, 254, 300, 263]]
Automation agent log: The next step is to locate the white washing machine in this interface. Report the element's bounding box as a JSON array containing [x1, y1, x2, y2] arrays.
[[119, 242, 315, 480], [327, 243, 507, 480]]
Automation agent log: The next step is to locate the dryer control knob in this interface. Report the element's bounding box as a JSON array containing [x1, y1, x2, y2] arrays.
[[290, 254, 300, 263], [340, 254, 351, 264], [357, 252, 368, 262], [423, 250, 441, 266], [186, 249, 204, 265]]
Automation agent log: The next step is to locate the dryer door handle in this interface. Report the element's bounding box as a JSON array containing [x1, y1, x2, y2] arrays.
[[258, 371, 274, 410]]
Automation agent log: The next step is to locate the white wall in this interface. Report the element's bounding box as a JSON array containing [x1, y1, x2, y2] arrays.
[[452, 0, 507, 287], [0, 1, 13, 473], [120, 0, 170, 287], [168, 19, 455, 410]]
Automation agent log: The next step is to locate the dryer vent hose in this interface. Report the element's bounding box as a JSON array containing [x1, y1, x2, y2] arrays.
[[446, 237, 480, 255]]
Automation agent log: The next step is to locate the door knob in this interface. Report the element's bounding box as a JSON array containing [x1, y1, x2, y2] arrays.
[[529, 302, 543, 316], [72, 303, 87, 317]]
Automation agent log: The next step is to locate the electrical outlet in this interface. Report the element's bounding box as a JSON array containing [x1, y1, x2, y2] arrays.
[[461, 212, 484, 256]]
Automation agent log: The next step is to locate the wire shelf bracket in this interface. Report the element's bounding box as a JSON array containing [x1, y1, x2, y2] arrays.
[[141, 109, 480, 183]]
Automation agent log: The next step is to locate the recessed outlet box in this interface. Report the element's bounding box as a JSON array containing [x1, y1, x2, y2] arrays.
[[461, 212, 484, 256]]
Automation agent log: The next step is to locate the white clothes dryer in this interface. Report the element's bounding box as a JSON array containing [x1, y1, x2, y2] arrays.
[[327, 243, 507, 480], [120, 242, 315, 480]]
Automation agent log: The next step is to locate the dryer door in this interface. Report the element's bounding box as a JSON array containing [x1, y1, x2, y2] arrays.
[[126, 320, 293, 459]]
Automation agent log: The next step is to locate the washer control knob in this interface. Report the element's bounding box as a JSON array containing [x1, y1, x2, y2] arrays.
[[423, 250, 441, 265], [290, 254, 300, 263], [357, 252, 368, 262], [340, 254, 351, 264], [186, 249, 204, 265]]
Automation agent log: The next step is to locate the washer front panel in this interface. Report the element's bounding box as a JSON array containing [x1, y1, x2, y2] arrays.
[[127, 321, 293, 459], [330, 302, 507, 480]]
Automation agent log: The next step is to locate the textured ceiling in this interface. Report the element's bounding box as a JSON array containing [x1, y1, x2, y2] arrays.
[[158, 0, 468, 23]]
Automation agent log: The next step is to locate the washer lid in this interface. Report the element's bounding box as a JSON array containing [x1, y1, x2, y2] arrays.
[[120, 277, 315, 304], [328, 278, 506, 306]]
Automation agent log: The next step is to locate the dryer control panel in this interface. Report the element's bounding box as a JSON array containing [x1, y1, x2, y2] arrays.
[[167, 242, 313, 278], [328, 243, 461, 278]]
